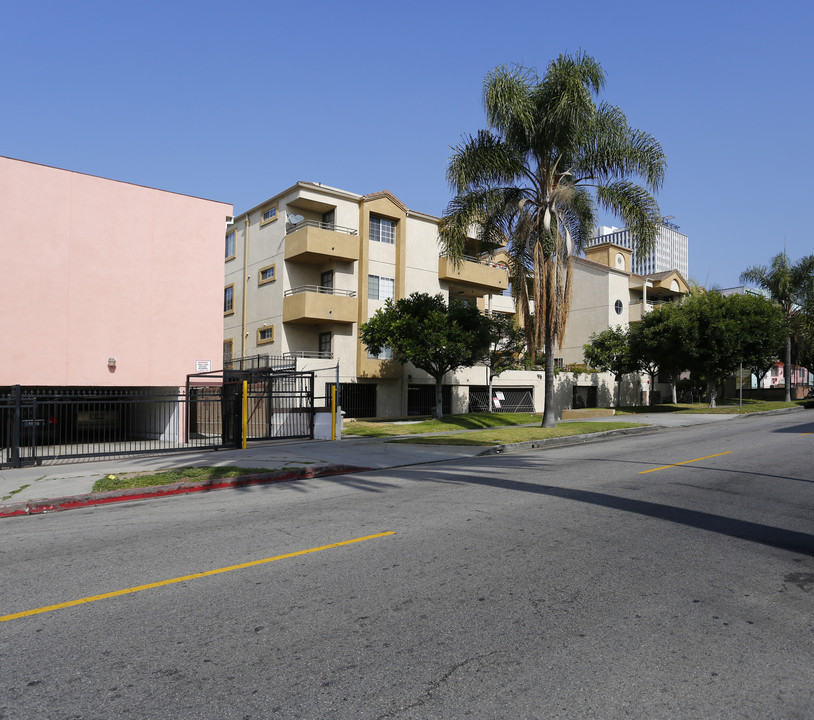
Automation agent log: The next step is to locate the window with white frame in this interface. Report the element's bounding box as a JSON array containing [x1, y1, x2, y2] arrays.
[[368, 274, 395, 301], [225, 231, 236, 259], [370, 216, 395, 244]]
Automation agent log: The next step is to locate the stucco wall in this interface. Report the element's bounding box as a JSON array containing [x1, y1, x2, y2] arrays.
[[1, 157, 232, 387]]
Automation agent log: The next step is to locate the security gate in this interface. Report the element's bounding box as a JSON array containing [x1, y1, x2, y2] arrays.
[[189, 368, 315, 446], [1, 369, 316, 468]]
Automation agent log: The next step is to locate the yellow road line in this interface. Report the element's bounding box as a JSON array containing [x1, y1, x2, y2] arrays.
[[1, 531, 395, 623], [639, 451, 733, 474]]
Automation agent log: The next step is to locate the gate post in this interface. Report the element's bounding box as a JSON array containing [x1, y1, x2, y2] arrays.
[[11, 384, 21, 469]]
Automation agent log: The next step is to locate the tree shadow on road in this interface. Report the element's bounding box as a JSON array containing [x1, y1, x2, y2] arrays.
[[396, 463, 814, 557]]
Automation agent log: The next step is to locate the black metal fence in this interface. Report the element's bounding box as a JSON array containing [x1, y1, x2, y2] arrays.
[[468, 387, 535, 413], [2, 372, 315, 468], [324, 383, 377, 418], [1, 385, 225, 468]]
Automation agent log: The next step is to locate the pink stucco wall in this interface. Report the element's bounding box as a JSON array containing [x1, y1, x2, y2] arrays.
[[1, 157, 233, 387]]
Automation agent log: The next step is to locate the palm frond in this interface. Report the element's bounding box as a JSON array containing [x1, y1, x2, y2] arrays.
[[447, 130, 524, 193], [595, 180, 662, 259]]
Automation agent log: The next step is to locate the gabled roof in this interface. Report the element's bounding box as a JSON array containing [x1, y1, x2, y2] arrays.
[[362, 190, 407, 212], [630, 268, 690, 296]]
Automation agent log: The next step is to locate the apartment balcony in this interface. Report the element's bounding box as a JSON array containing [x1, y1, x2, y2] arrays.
[[438, 254, 509, 295], [285, 220, 360, 264], [283, 286, 357, 325], [628, 299, 671, 322]]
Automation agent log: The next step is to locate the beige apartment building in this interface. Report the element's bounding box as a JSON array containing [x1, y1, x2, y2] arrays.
[[224, 181, 688, 417]]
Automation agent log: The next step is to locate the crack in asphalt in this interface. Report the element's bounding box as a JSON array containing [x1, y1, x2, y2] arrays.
[[374, 651, 504, 718]]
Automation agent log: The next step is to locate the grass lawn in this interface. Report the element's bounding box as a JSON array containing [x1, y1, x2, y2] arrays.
[[92, 466, 278, 493], [342, 412, 541, 438], [615, 399, 808, 415], [387, 421, 645, 446]]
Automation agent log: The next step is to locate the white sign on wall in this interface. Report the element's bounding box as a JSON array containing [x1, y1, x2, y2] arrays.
[[195, 360, 211, 372]]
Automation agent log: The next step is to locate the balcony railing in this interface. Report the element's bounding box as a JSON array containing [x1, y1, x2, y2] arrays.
[[284, 285, 356, 297], [283, 351, 334, 360], [285, 219, 358, 236], [439, 251, 507, 268]]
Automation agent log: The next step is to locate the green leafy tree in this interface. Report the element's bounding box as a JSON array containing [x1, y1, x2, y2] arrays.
[[481, 314, 526, 411], [628, 303, 685, 404], [669, 291, 786, 407], [740, 252, 814, 401], [672, 291, 742, 407], [731, 293, 786, 392], [360, 292, 492, 419], [439, 53, 666, 427], [583, 326, 636, 406], [792, 285, 814, 375]]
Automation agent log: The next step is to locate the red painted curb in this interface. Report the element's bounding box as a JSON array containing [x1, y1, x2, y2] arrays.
[[0, 465, 371, 519]]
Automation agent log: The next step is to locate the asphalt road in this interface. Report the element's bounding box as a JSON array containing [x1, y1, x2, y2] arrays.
[[2, 412, 813, 719]]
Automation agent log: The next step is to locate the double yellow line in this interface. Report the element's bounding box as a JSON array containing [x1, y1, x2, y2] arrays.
[[1, 531, 395, 623]]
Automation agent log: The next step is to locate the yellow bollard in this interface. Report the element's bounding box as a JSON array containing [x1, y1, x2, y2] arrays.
[[242, 381, 248, 450]]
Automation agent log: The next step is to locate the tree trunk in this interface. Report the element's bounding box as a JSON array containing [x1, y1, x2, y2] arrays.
[[616, 378, 622, 407], [434, 375, 444, 419], [488, 371, 494, 413], [542, 334, 556, 428], [785, 334, 792, 402], [707, 378, 717, 408], [671, 380, 677, 404]]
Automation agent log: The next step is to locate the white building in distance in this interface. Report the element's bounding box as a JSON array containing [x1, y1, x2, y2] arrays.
[[590, 220, 689, 279]]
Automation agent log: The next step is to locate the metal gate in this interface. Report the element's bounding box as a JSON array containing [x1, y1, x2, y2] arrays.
[[190, 368, 315, 445], [1, 369, 315, 468], [243, 372, 314, 441]]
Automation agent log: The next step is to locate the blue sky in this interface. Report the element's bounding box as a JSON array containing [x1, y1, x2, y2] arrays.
[[3, 0, 812, 288]]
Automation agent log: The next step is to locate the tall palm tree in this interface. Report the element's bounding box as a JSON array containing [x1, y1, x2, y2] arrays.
[[741, 252, 814, 401], [439, 54, 666, 427]]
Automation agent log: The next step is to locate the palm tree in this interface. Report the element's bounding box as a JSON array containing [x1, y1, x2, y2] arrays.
[[439, 54, 666, 427], [741, 252, 814, 401]]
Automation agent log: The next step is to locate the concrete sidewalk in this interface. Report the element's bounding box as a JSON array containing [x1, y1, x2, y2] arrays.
[[0, 410, 780, 516]]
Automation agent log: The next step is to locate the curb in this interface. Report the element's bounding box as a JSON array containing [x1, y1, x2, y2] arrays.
[[0, 464, 371, 519], [477, 424, 662, 456]]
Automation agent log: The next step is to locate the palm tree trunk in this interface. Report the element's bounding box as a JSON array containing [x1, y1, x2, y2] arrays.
[[542, 333, 556, 428], [785, 334, 792, 402], [488, 371, 494, 413]]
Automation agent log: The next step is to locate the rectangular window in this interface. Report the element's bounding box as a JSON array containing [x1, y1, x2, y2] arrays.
[[319, 331, 332, 356], [367, 346, 393, 360], [257, 326, 274, 345], [224, 285, 234, 314], [223, 339, 233, 362], [259, 264, 276, 285], [322, 209, 336, 228], [368, 274, 394, 301], [261, 206, 278, 225], [554, 357, 564, 369], [320, 270, 334, 291], [370, 216, 395, 244], [225, 231, 236, 260]]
